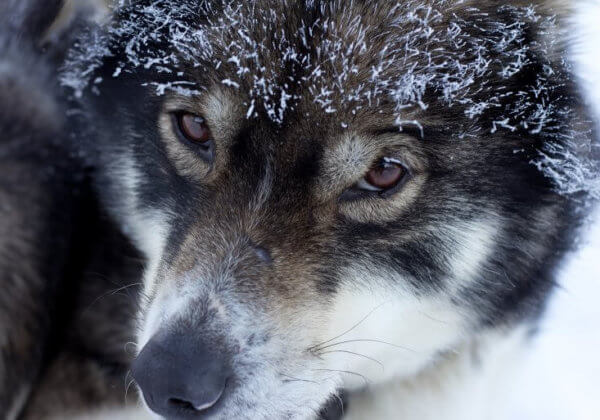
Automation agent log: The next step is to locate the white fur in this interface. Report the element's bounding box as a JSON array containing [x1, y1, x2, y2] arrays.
[[342, 327, 530, 420], [323, 273, 468, 390], [320, 218, 497, 390], [445, 219, 499, 289], [116, 155, 170, 295]]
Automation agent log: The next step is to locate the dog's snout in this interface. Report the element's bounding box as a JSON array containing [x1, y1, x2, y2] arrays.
[[132, 332, 230, 418]]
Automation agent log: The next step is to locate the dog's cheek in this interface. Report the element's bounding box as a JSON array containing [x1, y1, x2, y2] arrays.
[[320, 268, 469, 389]]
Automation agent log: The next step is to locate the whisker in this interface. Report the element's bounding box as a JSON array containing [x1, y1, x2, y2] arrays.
[[83, 282, 143, 313], [308, 301, 389, 352], [124, 371, 136, 402], [417, 310, 450, 324], [318, 349, 385, 370], [279, 373, 319, 384], [312, 368, 370, 386], [316, 338, 417, 353]]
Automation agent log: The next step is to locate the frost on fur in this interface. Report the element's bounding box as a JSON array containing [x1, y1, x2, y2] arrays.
[[61, 0, 599, 200]]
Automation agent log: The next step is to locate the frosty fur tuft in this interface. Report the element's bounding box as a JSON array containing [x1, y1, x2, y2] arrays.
[[61, 0, 599, 200]]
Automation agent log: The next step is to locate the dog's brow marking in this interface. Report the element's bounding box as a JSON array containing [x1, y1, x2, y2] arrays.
[[444, 218, 500, 290], [321, 133, 373, 191]]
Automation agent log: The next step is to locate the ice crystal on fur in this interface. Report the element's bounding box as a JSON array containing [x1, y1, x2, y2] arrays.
[[61, 0, 599, 199]]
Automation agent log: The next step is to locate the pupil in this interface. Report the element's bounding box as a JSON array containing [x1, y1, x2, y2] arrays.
[[369, 163, 402, 188], [181, 114, 208, 141]]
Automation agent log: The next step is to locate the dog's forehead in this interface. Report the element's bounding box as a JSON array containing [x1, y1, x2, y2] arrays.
[[191, 0, 430, 128], [59, 0, 598, 201]]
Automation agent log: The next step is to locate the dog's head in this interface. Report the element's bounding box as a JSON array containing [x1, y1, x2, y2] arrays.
[[68, 0, 595, 418]]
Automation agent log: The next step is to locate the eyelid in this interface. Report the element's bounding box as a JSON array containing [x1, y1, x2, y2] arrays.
[[165, 106, 204, 117], [381, 156, 404, 166]]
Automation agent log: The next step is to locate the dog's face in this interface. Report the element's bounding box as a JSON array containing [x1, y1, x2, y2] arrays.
[[71, 0, 589, 418]]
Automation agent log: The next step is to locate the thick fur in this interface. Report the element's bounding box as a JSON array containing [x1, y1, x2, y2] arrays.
[[1, 0, 598, 419]]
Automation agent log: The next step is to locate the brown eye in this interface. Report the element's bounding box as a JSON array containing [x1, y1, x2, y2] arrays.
[[340, 158, 409, 202], [363, 160, 407, 191], [176, 113, 211, 143]]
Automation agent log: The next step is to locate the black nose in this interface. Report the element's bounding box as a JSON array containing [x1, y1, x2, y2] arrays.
[[131, 332, 230, 419]]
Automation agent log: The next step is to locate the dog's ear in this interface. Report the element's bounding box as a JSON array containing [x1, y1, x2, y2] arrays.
[[0, 0, 65, 43]]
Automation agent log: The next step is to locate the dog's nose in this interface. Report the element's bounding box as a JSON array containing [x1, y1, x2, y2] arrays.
[[131, 332, 230, 418]]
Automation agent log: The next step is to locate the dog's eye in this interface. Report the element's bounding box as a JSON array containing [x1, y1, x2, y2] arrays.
[[175, 113, 211, 143], [340, 159, 408, 201], [357, 159, 407, 192]]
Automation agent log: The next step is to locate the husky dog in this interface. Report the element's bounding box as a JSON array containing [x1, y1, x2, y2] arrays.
[[3, 0, 598, 419]]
